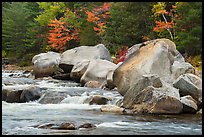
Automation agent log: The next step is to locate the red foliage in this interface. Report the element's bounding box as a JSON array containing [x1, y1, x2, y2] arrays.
[[115, 46, 128, 64]]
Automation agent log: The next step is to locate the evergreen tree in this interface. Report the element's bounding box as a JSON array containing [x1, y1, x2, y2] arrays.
[[104, 2, 154, 53], [2, 2, 40, 64], [175, 2, 202, 56]]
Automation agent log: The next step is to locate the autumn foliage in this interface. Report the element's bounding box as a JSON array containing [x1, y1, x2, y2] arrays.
[[48, 18, 80, 52], [47, 3, 111, 52], [153, 21, 173, 32], [114, 46, 128, 64], [85, 3, 111, 35]]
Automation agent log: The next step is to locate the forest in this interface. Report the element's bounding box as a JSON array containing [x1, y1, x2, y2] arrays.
[[2, 2, 202, 70]]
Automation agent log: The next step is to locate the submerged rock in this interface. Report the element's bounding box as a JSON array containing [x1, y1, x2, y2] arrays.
[[2, 77, 36, 85], [53, 122, 77, 130], [78, 123, 96, 129], [34, 122, 96, 130]]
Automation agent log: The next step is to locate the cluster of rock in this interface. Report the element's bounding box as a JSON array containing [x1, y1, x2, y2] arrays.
[[31, 38, 202, 115], [33, 122, 96, 130], [113, 39, 202, 114], [32, 44, 117, 89]]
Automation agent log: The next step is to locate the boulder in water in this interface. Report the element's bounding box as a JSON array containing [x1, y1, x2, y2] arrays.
[[100, 105, 125, 113], [2, 85, 41, 103], [173, 73, 202, 103], [180, 95, 198, 113], [113, 39, 177, 97], [80, 59, 117, 85], [20, 85, 41, 103], [70, 59, 90, 82], [59, 44, 112, 73], [53, 122, 77, 130], [78, 123, 96, 129], [124, 84, 183, 114], [85, 95, 110, 105], [32, 52, 61, 78]]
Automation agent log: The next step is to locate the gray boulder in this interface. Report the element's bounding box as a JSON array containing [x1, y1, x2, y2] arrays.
[[2, 85, 41, 103], [32, 52, 61, 78], [105, 70, 116, 89], [171, 60, 195, 81], [59, 44, 112, 73], [20, 85, 41, 103], [180, 95, 198, 113], [173, 73, 201, 103], [84, 95, 111, 105], [70, 59, 90, 81], [122, 74, 163, 107], [113, 39, 177, 96], [128, 85, 183, 114], [80, 59, 117, 85]]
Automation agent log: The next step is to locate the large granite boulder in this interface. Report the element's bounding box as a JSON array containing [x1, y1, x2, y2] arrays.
[[113, 39, 177, 96], [80, 59, 117, 85], [59, 44, 112, 73], [32, 52, 61, 78], [112, 38, 200, 114]]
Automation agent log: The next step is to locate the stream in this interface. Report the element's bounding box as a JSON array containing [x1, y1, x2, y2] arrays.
[[2, 70, 202, 135]]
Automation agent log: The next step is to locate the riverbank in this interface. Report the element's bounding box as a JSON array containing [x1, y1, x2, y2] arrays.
[[2, 64, 33, 71]]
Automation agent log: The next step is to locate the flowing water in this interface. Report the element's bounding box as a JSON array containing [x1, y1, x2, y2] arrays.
[[2, 70, 202, 135]]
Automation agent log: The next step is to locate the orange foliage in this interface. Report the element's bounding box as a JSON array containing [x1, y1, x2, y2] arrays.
[[86, 11, 100, 22], [85, 2, 111, 35], [157, 9, 168, 15], [48, 18, 80, 52], [153, 21, 173, 32]]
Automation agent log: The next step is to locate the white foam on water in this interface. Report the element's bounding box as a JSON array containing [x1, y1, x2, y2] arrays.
[[2, 101, 101, 113], [60, 94, 90, 104], [97, 121, 136, 128]]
